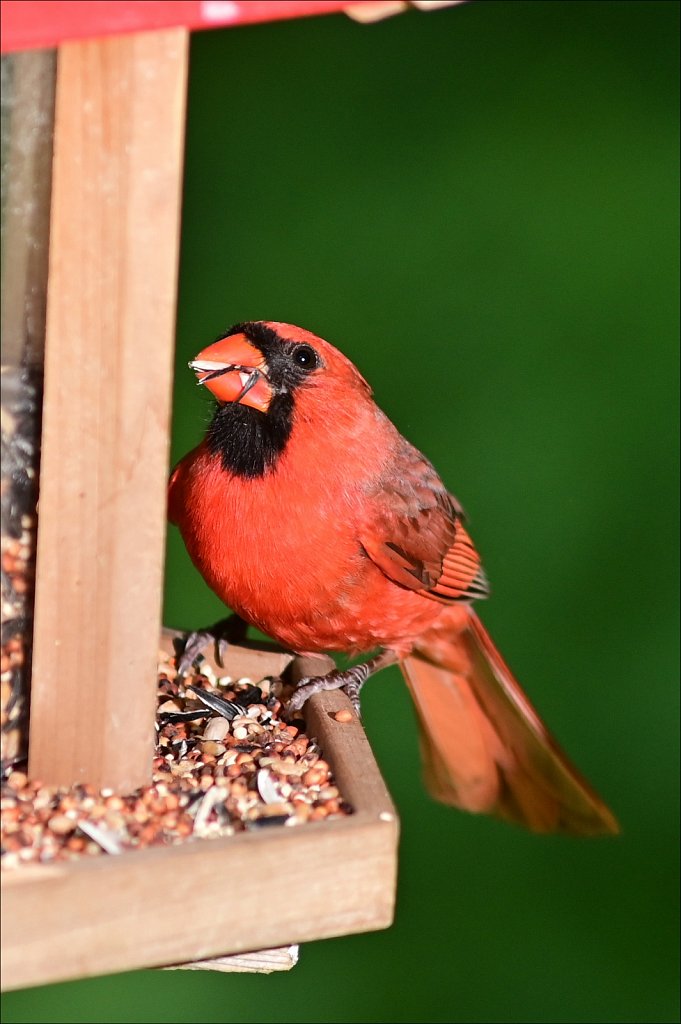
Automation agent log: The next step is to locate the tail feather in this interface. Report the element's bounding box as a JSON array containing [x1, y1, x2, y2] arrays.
[[401, 610, 619, 835]]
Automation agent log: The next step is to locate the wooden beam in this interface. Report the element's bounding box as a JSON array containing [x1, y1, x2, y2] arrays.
[[29, 31, 188, 791]]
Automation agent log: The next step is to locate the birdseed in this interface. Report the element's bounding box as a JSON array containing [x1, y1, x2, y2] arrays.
[[1, 367, 41, 772], [0, 647, 352, 869]]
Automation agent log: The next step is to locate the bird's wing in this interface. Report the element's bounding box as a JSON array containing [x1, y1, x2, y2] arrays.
[[359, 442, 489, 603]]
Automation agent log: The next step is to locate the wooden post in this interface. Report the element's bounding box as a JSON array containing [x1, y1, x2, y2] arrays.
[[29, 30, 188, 791]]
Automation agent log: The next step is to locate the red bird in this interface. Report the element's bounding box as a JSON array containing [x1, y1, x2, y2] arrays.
[[169, 321, 618, 835]]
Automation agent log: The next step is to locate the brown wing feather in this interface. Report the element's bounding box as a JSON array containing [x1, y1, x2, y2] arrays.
[[360, 440, 489, 603]]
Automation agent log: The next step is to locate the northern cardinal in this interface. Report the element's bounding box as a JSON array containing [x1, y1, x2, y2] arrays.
[[169, 321, 618, 835]]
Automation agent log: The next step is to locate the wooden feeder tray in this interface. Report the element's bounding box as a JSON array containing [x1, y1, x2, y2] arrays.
[[1, 633, 399, 991]]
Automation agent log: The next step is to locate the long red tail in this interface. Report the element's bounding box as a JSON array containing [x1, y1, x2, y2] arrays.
[[400, 609, 618, 835]]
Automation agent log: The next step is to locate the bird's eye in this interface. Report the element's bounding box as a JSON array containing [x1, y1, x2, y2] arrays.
[[291, 345, 319, 371]]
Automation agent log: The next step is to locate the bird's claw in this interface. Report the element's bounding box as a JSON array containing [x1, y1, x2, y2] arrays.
[[176, 615, 247, 676], [176, 629, 224, 675], [286, 668, 363, 719], [341, 680, 363, 717]]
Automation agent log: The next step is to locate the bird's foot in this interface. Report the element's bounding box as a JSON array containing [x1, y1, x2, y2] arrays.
[[176, 614, 248, 676], [286, 649, 398, 718], [286, 666, 366, 717]]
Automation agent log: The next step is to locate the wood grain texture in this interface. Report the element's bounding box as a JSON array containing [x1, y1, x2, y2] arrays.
[[28, 31, 188, 791], [2, 638, 399, 991]]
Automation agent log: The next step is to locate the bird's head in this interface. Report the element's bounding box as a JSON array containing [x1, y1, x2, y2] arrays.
[[190, 322, 374, 478], [190, 321, 371, 413]]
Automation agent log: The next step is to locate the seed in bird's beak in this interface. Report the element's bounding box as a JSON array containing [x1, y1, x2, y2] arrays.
[[189, 360, 233, 385], [189, 342, 272, 413]]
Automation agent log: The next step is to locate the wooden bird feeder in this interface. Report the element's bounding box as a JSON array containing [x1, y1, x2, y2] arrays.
[[0, 0, 426, 992]]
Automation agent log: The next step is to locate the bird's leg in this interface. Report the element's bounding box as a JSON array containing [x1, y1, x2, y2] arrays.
[[286, 649, 398, 717], [176, 614, 248, 676]]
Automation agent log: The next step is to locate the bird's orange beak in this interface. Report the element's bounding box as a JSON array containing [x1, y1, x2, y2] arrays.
[[189, 333, 272, 413]]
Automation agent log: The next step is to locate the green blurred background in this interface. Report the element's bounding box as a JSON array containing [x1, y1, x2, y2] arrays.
[[4, 1, 679, 1021]]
